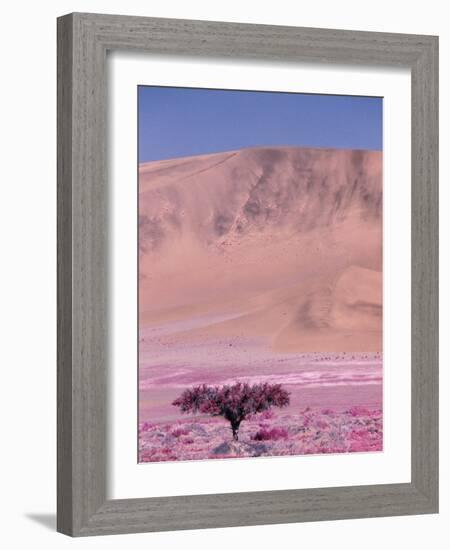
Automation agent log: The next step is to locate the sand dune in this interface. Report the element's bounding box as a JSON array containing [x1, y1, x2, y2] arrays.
[[139, 146, 382, 352]]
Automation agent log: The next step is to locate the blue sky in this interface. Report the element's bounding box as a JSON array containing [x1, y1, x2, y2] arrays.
[[138, 86, 382, 163]]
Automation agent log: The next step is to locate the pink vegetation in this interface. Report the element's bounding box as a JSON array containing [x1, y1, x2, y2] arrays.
[[139, 407, 382, 463], [172, 382, 290, 441]]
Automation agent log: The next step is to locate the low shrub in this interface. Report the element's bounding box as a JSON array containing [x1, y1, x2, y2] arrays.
[[252, 427, 289, 441], [171, 428, 190, 437]]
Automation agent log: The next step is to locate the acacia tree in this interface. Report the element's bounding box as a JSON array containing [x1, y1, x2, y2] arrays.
[[172, 382, 290, 441]]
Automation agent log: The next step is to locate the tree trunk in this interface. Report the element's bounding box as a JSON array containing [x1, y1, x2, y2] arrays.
[[231, 421, 240, 441]]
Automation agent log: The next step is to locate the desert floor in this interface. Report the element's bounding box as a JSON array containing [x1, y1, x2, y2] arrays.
[[139, 325, 382, 462]]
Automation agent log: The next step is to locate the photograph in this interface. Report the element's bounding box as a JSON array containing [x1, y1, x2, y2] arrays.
[[138, 86, 383, 463]]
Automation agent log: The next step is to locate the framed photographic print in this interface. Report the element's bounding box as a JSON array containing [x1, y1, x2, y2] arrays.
[[57, 12, 438, 536], [137, 86, 384, 463]]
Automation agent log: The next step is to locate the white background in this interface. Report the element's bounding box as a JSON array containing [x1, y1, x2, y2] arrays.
[[0, 1, 447, 549], [109, 54, 411, 498]]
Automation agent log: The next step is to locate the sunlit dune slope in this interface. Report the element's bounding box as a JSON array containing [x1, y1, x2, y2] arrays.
[[139, 146, 382, 351]]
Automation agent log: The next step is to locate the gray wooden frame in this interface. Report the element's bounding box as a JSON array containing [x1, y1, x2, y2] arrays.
[[57, 12, 438, 537]]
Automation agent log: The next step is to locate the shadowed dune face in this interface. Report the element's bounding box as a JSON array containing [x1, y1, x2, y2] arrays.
[[139, 146, 382, 352]]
